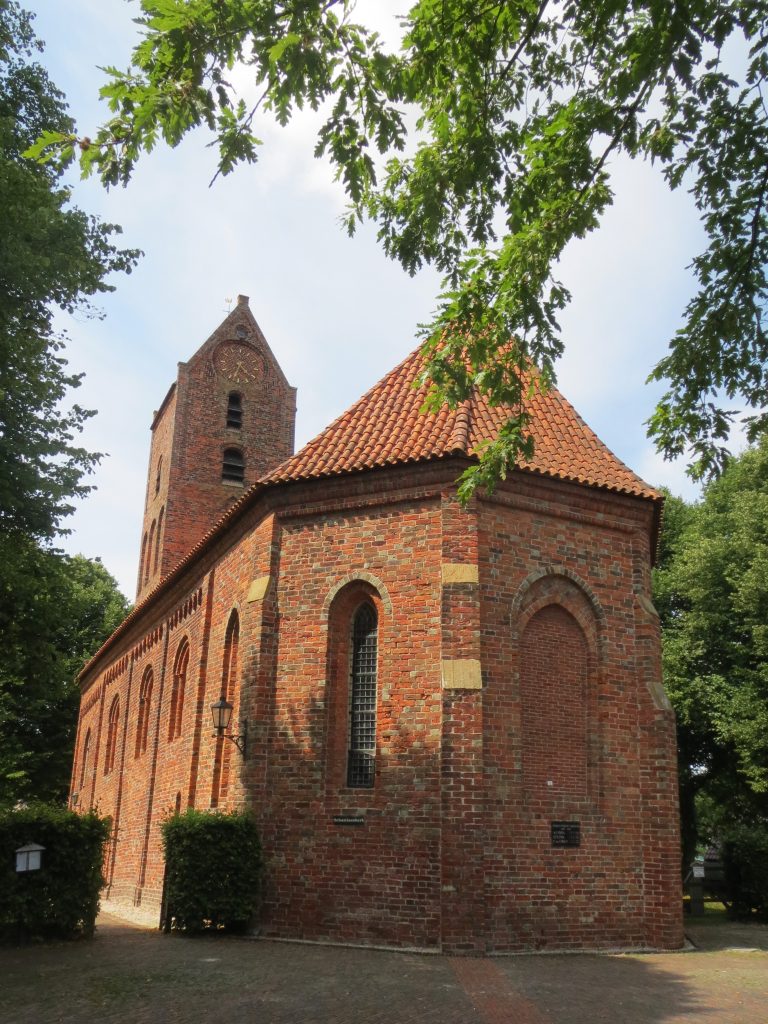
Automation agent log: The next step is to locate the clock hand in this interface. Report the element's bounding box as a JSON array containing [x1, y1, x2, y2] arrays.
[[230, 360, 249, 382]]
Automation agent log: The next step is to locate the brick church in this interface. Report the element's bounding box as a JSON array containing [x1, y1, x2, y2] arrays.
[[71, 296, 683, 952]]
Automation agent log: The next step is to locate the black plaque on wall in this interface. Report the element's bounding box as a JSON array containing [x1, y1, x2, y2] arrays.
[[551, 821, 581, 848], [332, 815, 365, 827]]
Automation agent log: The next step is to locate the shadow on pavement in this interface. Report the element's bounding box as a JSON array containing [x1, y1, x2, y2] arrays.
[[684, 917, 768, 951], [496, 952, 706, 1024], [0, 912, 766, 1024]]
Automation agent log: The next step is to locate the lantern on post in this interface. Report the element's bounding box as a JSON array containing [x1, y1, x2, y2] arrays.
[[15, 843, 45, 873], [210, 698, 247, 757]]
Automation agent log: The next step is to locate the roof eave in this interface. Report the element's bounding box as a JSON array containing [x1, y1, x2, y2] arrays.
[[80, 455, 661, 684]]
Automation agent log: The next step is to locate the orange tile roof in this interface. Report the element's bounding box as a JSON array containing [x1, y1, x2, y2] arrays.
[[264, 346, 659, 500], [79, 346, 659, 684]]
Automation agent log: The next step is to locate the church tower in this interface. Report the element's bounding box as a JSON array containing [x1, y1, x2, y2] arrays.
[[135, 295, 296, 601]]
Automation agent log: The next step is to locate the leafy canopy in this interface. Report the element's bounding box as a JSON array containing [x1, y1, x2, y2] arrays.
[[653, 435, 768, 865], [2, 1, 139, 541], [0, 4, 135, 806], [656, 436, 768, 797], [0, 545, 131, 806], [33, 0, 768, 494]]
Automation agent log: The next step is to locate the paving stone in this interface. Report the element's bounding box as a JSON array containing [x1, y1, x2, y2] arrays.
[[1, 914, 766, 1024]]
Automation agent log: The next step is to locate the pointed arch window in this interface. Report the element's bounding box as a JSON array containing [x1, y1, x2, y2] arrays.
[[347, 603, 378, 788], [139, 532, 148, 588], [104, 696, 121, 775], [135, 668, 153, 758], [78, 728, 92, 792], [153, 506, 164, 575], [168, 639, 189, 741], [211, 611, 240, 807], [222, 448, 244, 483], [226, 392, 243, 429], [155, 455, 163, 495], [145, 519, 156, 584]]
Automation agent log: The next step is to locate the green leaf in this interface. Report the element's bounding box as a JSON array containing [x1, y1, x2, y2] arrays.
[[46, 0, 768, 489], [21, 129, 70, 162], [268, 32, 302, 66]]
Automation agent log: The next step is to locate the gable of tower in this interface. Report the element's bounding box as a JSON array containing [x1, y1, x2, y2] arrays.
[[135, 296, 297, 601], [183, 293, 294, 389]]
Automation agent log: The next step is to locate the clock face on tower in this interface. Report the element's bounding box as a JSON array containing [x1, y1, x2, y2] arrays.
[[214, 342, 261, 384]]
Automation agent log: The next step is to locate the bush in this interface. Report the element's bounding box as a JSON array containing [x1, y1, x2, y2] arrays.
[[722, 823, 768, 920], [696, 792, 768, 919], [0, 803, 110, 942], [161, 809, 261, 934]]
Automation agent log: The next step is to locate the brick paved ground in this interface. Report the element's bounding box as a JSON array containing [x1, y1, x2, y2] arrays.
[[1, 913, 766, 1024]]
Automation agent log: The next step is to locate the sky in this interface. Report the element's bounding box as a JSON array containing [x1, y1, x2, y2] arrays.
[[28, 0, 711, 599]]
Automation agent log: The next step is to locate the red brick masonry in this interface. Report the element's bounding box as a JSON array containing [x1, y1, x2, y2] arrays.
[[72, 307, 683, 954]]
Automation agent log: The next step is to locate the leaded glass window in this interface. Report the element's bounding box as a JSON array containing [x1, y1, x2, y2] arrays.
[[347, 602, 378, 788]]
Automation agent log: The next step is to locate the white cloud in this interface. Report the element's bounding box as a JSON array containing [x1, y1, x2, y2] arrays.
[[27, 0, 736, 596], [634, 447, 702, 503]]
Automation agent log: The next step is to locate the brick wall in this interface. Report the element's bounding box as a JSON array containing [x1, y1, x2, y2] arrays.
[[253, 494, 444, 948], [478, 477, 682, 951], [74, 462, 682, 952]]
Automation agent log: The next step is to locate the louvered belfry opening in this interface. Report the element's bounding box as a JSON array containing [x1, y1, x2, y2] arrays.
[[222, 447, 244, 483], [347, 602, 378, 788], [226, 392, 242, 429]]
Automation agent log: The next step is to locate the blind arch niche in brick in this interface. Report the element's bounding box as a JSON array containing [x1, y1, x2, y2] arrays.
[[520, 604, 589, 802], [514, 571, 603, 808], [211, 610, 239, 807]]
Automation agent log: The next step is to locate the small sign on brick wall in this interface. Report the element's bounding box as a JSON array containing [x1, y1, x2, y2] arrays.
[[551, 821, 581, 848], [332, 815, 365, 827]]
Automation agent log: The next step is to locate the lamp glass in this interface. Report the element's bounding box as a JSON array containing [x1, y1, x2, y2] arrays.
[[210, 698, 233, 733]]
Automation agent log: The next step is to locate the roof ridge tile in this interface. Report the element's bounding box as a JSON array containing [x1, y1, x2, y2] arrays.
[[262, 342, 659, 501]]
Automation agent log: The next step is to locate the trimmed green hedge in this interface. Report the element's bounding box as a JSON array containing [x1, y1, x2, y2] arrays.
[[161, 809, 261, 933], [0, 804, 110, 942]]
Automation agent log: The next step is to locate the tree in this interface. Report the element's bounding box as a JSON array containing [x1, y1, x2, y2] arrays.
[[653, 436, 768, 885], [0, 3, 137, 804], [0, 546, 131, 806], [1, 1, 139, 541], [32, 0, 768, 495]]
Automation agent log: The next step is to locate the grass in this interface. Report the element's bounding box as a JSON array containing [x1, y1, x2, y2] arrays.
[[682, 897, 729, 924]]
